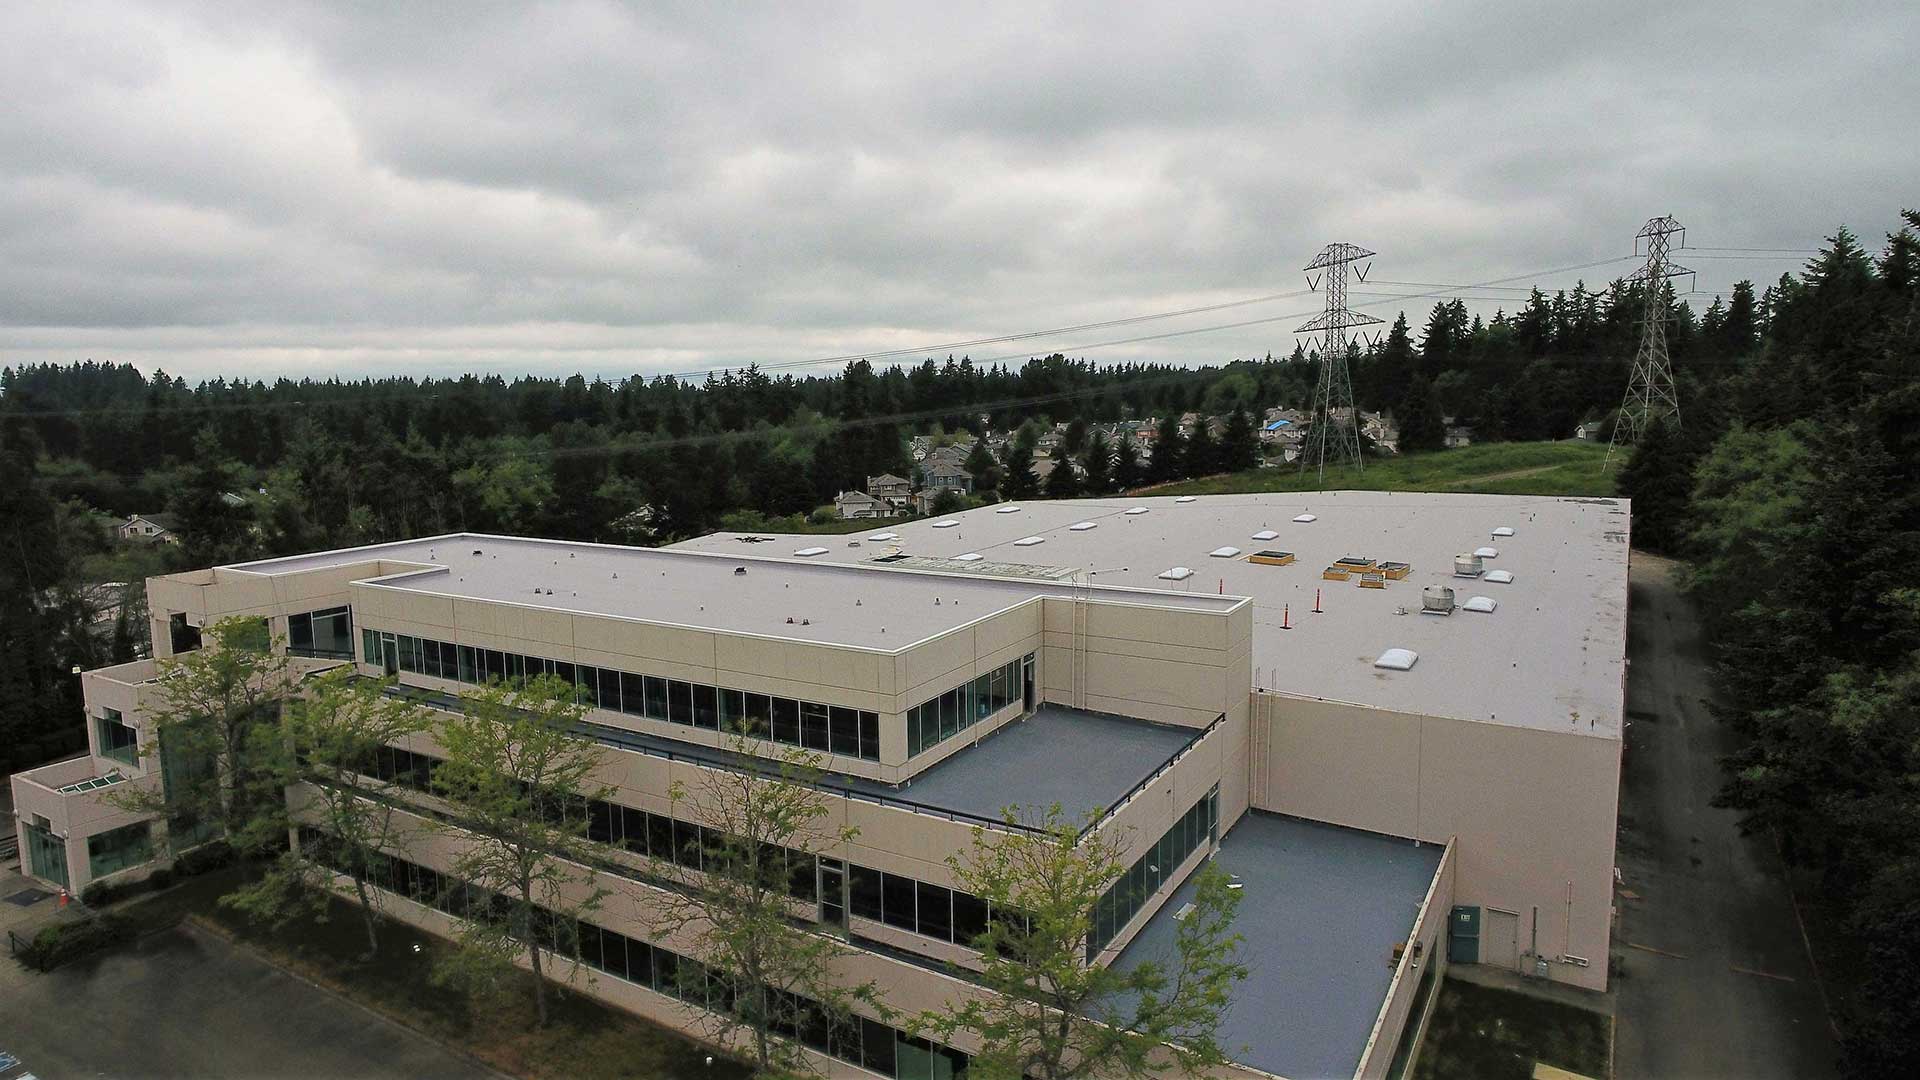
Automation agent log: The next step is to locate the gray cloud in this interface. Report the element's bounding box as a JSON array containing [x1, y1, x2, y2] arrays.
[[1, 0, 1914, 382]]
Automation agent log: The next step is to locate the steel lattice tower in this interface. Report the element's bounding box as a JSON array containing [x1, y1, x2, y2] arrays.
[[1298, 243, 1382, 483], [1604, 216, 1692, 471]]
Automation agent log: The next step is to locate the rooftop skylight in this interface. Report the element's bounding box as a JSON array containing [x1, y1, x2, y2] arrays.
[[867, 532, 900, 542], [953, 553, 983, 562], [1492, 526, 1516, 537], [1293, 513, 1317, 523], [1125, 507, 1150, 515], [1209, 546, 1241, 559], [1374, 648, 1419, 671], [1484, 569, 1514, 584], [1158, 566, 1194, 580], [931, 520, 959, 528], [1251, 529, 1278, 541], [996, 506, 1023, 514], [1176, 496, 1197, 503], [1463, 596, 1498, 612], [794, 546, 829, 557], [1013, 536, 1045, 546], [1474, 546, 1499, 558], [1070, 522, 1098, 531]]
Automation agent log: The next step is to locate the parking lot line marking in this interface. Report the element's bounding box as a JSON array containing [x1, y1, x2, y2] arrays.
[[1626, 941, 1689, 959], [1729, 964, 1796, 983]]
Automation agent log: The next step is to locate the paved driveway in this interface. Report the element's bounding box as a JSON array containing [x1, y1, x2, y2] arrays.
[[1611, 555, 1838, 1078], [0, 922, 494, 1079]]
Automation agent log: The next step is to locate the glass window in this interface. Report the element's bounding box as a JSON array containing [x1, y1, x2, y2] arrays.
[[692, 684, 719, 729], [858, 712, 880, 761], [643, 675, 668, 720], [744, 694, 772, 738], [620, 672, 644, 716], [552, 661, 575, 688], [647, 813, 674, 863], [829, 707, 860, 757], [457, 645, 476, 682], [598, 668, 622, 712], [484, 650, 505, 682], [96, 711, 138, 766], [766, 697, 797, 744], [86, 821, 153, 879], [673, 819, 702, 870], [881, 872, 916, 931], [668, 681, 693, 725], [861, 1018, 897, 1076], [588, 800, 615, 844], [917, 882, 953, 942], [800, 702, 830, 751], [620, 806, 648, 856], [718, 689, 744, 732], [850, 865, 882, 921], [953, 892, 989, 947]]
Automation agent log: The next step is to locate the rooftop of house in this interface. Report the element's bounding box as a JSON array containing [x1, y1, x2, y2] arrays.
[[1109, 812, 1444, 1080], [224, 533, 1241, 654], [669, 491, 1632, 737]]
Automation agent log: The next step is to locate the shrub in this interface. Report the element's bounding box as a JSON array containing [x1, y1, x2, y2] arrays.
[[80, 877, 143, 907], [14, 914, 134, 972], [173, 839, 235, 878], [146, 867, 174, 891]]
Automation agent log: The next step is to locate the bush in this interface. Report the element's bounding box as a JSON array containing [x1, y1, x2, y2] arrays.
[[80, 879, 140, 907], [147, 867, 174, 891], [173, 839, 235, 879], [14, 913, 134, 972]]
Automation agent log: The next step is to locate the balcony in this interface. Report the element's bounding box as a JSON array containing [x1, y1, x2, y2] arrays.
[[9, 755, 151, 840]]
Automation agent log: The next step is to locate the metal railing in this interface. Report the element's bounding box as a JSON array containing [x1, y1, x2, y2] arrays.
[[1082, 712, 1225, 839]]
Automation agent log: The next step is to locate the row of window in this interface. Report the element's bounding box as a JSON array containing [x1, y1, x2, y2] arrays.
[[362, 744, 1013, 947], [905, 656, 1030, 759], [88, 821, 153, 880], [289, 605, 355, 659], [1088, 787, 1220, 958], [365, 629, 884, 761], [298, 828, 971, 1080]]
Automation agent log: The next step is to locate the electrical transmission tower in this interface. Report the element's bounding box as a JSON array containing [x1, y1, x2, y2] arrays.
[[1298, 243, 1382, 483], [1604, 215, 1692, 471]]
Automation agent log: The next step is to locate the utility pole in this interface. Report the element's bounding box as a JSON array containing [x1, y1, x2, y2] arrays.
[[1298, 243, 1382, 484], [1604, 216, 1692, 471]]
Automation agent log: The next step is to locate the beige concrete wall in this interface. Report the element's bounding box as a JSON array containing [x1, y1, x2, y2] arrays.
[[1354, 841, 1455, 1080], [1253, 691, 1619, 991], [1040, 597, 1251, 729]]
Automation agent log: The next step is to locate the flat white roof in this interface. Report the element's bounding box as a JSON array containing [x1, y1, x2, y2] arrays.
[[670, 491, 1631, 737], [225, 533, 1240, 653]]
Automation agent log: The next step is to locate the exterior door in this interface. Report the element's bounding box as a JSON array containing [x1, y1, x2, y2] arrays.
[[1022, 654, 1036, 712], [25, 821, 69, 889], [1483, 907, 1522, 972], [380, 633, 399, 676]]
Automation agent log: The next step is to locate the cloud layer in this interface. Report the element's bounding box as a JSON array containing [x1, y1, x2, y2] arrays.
[[2, 1, 1914, 382]]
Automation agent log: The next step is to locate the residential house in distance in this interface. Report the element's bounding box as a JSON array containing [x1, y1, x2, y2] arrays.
[[15, 492, 1630, 1079], [117, 513, 180, 545], [833, 489, 894, 520], [912, 461, 975, 513], [865, 473, 914, 512], [1443, 418, 1475, 449]]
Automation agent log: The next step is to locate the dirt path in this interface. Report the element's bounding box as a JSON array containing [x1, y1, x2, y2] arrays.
[[1442, 463, 1564, 486]]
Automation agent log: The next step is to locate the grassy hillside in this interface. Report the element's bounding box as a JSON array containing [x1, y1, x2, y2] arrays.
[[1142, 440, 1616, 499]]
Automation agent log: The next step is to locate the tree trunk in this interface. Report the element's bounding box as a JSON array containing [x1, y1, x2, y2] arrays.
[[351, 874, 380, 959], [524, 882, 548, 1027]]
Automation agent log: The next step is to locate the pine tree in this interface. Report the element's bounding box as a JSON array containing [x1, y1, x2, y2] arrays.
[[965, 438, 999, 496], [1184, 421, 1217, 479], [1219, 409, 1259, 472], [1081, 430, 1113, 494], [1044, 456, 1081, 498], [1000, 441, 1038, 500], [1395, 376, 1446, 454], [1148, 416, 1184, 484], [1112, 436, 1143, 491]]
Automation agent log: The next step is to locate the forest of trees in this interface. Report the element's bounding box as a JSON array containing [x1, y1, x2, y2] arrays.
[[1617, 210, 1919, 1075]]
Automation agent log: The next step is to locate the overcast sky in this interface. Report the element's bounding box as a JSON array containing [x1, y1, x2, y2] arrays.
[[2, 1, 1914, 384]]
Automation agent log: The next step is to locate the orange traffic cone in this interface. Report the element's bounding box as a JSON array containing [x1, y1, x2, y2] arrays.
[[58, 886, 70, 909]]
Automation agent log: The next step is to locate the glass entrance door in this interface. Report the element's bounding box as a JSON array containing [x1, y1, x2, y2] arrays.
[[380, 633, 399, 676], [25, 821, 69, 889]]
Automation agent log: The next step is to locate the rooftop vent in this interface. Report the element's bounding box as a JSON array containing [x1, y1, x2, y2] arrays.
[[1013, 536, 1045, 546], [1492, 526, 1516, 537], [1069, 522, 1098, 531], [1474, 546, 1500, 559], [953, 553, 983, 562], [1208, 546, 1241, 559], [1421, 585, 1456, 615], [868, 532, 900, 542], [931, 519, 960, 528], [1293, 513, 1317, 523], [1251, 529, 1278, 541], [995, 506, 1023, 514], [794, 547, 829, 557], [1176, 495, 1197, 503], [1124, 507, 1150, 515], [733, 567, 747, 576], [1463, 595, 1498, 613], [1483, 569, 1515, 584], [1158, 566, 1194, 581], [1375, 648, 1419, 671], [1453, 553, 1484, 577]]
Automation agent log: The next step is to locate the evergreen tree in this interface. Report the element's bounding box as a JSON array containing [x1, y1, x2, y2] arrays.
[[1081, 430, 1113, 495], [1044, 456, 1081, 498], [1183, 421, 1217, 479], [1218, 409, 1259, 472], [1000, 440, 1038, 500], [965, 438, 1000, 496], [1148, 416, 1185, 484], [1112, 435, 1143, 491], [1394, 376, 1447, 454]]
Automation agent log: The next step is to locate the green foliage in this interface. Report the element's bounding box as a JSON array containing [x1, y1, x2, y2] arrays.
[[1080, 430, 1114, 495], [430, 674, 612, 1026], [1149, 439, 1613, 498], [650, 733, 869, 1075], [13, 913, 136, 973], [1395, 376, 1446, 454], [1001, 440, 1039, 500], [1044, 455, 1082, 498], [920, 804, 1246, 1080]]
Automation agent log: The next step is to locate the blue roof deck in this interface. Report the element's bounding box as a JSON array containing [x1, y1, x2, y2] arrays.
[[845, 704, 1202, 824], [1109, 813, 1443, 1080]]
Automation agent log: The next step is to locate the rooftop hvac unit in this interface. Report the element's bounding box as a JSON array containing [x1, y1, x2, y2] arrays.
[[1379, 561, 1412, 580], [1249, 550, 1295, 566], [1322, 565, 1353, 581], [1421, 585, 1456, 615], [1335, 555, 1377, 572], [1453, 553, 1484, 577], [1357, 571, 1387, 589]]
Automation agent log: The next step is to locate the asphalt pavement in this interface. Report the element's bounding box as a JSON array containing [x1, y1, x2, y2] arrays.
[[0, 921, 493, 1079], [1611, 555, 1838, 1079]]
